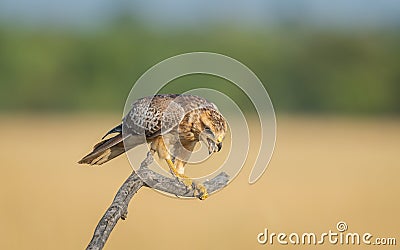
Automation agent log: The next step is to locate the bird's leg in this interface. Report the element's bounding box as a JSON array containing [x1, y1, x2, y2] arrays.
[[165, 159, 208, 200], [165, 159, 193, 189]]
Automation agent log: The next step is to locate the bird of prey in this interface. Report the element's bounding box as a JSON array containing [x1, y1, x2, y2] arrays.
[[78, 94, 227, 199]]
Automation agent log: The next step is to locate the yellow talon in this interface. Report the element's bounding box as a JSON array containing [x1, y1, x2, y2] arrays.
[[196, 183, 208, 200]]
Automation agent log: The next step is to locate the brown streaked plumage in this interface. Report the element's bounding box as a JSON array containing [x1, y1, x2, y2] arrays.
[[78, 94, 228, 199]]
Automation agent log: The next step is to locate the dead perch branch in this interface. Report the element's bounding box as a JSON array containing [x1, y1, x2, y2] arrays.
[[86, 152, 230, 250]]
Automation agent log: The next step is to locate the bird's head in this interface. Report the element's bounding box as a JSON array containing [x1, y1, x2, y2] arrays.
[[198, 109, 228, 154]]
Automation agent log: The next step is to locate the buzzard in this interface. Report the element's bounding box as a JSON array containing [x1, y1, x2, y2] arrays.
[[78, 94, 228, 199]]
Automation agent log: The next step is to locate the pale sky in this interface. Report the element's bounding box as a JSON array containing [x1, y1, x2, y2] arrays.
[[0, 0, 399, 28]]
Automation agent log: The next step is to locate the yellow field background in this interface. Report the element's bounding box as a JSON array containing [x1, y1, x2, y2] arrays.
[[1, 115, 398, 249]]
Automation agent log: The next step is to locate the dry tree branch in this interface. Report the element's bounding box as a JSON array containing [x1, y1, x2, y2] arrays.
[[86, 152, 230, 250]]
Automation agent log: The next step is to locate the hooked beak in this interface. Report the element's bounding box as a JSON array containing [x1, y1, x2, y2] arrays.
[[217, 142, 222, 152], [206, 139, 223, 155], [200, 131, 224, 155]]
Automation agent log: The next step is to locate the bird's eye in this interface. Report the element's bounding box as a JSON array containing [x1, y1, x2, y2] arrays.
[[204, 125, 214, 137]]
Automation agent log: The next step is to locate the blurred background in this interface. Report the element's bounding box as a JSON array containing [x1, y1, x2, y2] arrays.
[[0, 1, 399, 249]]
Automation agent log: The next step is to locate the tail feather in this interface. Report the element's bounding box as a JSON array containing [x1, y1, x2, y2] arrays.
[[102, 124, 122, 140], [78, 134, 125, 165]]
